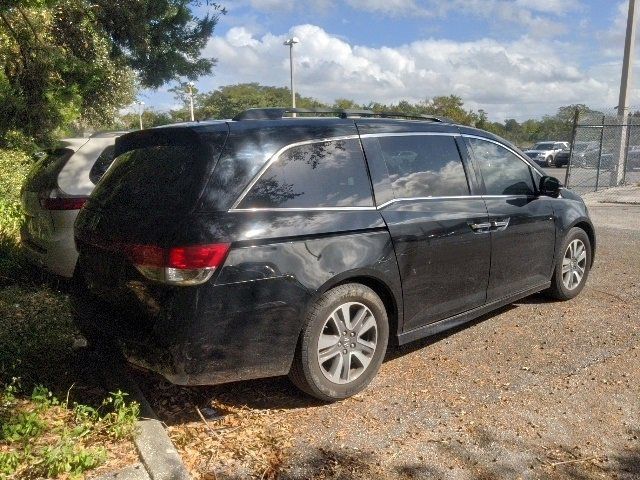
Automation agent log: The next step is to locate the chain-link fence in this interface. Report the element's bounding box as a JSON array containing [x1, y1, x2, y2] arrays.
[[565, 110, 640, 197]]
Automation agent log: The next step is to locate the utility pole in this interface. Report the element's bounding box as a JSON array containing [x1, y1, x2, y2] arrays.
[[616, 0, 637, 185], [283, 37, 299, 115], [187, 81, 195, 122]]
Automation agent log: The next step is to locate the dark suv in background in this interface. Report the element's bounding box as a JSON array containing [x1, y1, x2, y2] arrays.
[[73, 108, 595, 401]]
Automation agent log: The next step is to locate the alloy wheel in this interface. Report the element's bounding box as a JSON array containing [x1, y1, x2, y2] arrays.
[[317, 302, 378, 384], [562, 239, 587, 290]]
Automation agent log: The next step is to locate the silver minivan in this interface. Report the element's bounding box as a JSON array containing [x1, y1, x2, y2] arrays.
[[20, 132, 126, 277]]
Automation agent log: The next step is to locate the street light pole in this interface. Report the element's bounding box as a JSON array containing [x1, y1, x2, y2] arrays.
[[283, 37, 299, 115], [187, 81, 195, 122], [136, 101, 145, 130], [616, 0, 637, 185]]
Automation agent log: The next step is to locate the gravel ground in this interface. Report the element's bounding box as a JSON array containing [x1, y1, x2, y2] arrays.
[[137, 204, 639, 480]]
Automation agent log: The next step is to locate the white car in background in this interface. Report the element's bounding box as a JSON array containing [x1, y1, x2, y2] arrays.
[[523, 141, 569, 167], [20, 132, 127, 277]]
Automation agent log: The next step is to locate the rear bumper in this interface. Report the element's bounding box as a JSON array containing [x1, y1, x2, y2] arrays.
[[20, 226, 77, 277], [71, 276, 311, 385]]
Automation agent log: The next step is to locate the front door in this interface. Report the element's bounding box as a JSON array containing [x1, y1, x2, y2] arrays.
[[464, 136, 556, 301], [361, 132, 491, 332]]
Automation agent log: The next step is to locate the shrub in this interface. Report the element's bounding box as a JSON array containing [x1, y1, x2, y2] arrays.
[[0, 147, 31, 240]]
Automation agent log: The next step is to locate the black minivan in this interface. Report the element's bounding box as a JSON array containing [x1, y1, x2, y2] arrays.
[[73, 109, 595, 401]]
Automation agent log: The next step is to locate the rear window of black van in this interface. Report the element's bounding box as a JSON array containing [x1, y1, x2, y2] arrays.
[[89, 128, 228, 214], [90, 146, 207, 213]]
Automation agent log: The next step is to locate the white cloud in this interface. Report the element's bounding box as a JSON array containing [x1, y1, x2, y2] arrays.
[[346, 0, 429, 17], [203, 24, 615, 120], [238, 0, 581, 32]]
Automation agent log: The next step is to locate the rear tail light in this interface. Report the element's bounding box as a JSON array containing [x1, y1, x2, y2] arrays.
[[39, 190, 88, 210], [125, 243, 230, 286]]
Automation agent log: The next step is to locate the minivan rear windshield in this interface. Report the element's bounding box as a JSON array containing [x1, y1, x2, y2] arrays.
[[89, 145, 212, 215], [89, 128, 228, 215]]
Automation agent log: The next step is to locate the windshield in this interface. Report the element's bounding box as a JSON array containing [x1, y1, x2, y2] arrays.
[[532, 142, 555, 150], [573, 142, 590, 152]]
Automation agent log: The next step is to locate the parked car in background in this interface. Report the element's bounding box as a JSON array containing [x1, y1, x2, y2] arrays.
[[556, 141, 600, 168], [571, 142, 617, 170], [524, 141, 569, 167], [626, 145, 640, 170], [21, 132, 126, 277], [72, 108, 595, 402]]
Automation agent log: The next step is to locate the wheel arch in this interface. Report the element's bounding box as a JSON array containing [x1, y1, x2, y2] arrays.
[[317, 273, 402, 345], [572, 220, 596, 266]]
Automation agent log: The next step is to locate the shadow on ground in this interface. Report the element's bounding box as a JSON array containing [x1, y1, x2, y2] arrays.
[[132, 303, 524, 424], [199, 424, 635, 480]]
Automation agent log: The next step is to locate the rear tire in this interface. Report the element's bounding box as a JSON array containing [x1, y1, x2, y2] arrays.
[[547, 227, 591, 300], [289, 283, 389, 402]]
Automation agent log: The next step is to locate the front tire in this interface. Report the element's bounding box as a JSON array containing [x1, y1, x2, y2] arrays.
[[289, 283, 389, 402], [547, 227, 591, 300], [546, 156, 554, 167]]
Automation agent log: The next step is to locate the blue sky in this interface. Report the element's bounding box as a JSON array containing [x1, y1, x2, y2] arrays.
[[140, 0, 635, 121]]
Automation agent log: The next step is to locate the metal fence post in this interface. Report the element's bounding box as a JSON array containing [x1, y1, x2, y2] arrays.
[[595, 114, 606, 192], [565, 108, 580, 187], [622, 113, 632, 185]]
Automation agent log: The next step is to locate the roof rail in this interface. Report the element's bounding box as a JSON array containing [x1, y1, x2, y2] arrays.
[[232, 107, 451, 123]]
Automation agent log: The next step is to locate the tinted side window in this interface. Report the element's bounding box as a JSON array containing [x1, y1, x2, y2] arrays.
[[467, 137, 535, 196], [89, 145, 115, 184], [377, 135, 469, 198], [238, 139, 373, 208]]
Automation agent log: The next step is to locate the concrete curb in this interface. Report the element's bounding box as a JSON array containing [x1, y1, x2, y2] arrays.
[[135, 419, 190, 480], [581, 185, 640, 206], [95, 350, 191, 480]]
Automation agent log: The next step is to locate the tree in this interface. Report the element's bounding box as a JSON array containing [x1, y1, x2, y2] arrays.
[[117, 109, 173, 130], [333, 98, 362, 110], [92, 1, 226, 88], [424, 95, 477, 125], [194, 83, 327, 120], [0, 1, 223, 144], [170, 81, 200, 108], [475, 109, 488, 129], [556, 104, 592, 123], [0, 1, 134, 144]]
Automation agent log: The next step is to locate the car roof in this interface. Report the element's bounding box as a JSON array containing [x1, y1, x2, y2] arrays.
[[89, 131, 129, 138], [58, 138, 91, 152]]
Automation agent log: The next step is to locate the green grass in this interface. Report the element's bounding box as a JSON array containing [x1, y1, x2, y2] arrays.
[[0, 147, 78, 388], [0, 147, 140, 478], [0, 383, 139, 478]]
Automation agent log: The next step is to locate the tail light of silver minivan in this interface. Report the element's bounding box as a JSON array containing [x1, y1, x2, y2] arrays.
[[124, 243, 230, 286], [39, 189, 88, 210]]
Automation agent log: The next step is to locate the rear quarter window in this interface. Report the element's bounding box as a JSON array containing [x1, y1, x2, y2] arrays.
[[89, 145, 116, 184], [23, 148, 74, 192], [237, 138, 373, 209]]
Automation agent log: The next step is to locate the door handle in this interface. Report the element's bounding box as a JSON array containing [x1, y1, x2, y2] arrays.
[[490, 218, 510, 231], [468, 222, 491, 233]]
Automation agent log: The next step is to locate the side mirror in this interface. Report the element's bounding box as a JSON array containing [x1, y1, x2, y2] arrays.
[[539, 176, 561, 198]]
